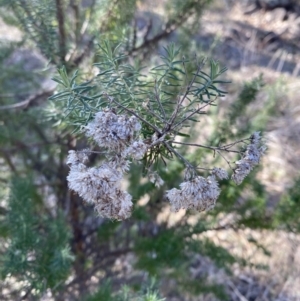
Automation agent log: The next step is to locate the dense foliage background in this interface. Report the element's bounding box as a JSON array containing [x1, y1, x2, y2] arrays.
[[0, 1, 300, 300]]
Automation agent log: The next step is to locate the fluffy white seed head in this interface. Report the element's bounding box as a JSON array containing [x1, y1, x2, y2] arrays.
[[123, 139, 148, 160], [94, 189, 133, 220], [250, 131, 261, 145], [108, 155, 131, 172], [232, 160, 252, 185], [231, 132, 266, 185], [66, 108, 143, 221], [85, 110, 142, 152], [67, 164, 122, 203], [211, 167, 228, 180], [67, 152, 133, 220], [166, 176, 220, 212], [67, 149, 89, 166], [166, 188, 186, 212], [180, 176, 206, 196]]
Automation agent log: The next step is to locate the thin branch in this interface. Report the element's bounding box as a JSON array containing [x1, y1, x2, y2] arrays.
[[216, 150, 234, 170], [222, 137, 251, 148], [149, 134, 166, 147], [179, 57, 206, 108], [163, 141, 195, 170], [170, 99, 214, 132], [164, 57, 206, 132], [73, 37, 94, 66], [146, 102, 166, 124], [170, 141, 241, 153]]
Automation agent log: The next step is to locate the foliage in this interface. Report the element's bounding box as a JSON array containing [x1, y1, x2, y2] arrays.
[[0, 177, 73, 296], [274, 175, 300, 232], [83, 280, 165, 301]]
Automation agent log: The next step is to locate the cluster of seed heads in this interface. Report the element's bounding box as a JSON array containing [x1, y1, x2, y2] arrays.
[[67, 108, 266, 220]]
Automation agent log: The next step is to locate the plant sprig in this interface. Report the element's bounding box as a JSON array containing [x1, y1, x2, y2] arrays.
[[50, 41, 259, 173]]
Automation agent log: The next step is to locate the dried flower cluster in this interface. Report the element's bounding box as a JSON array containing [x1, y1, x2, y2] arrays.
[[211, 167, 229, 180], [67, 109, 149, 220], [166, 173, 222, 212], [165, 133, 267, 212], [231, 132, 266, 185], [67, 109, 266, 219], [85, 109, 142, 153], [67, 152, 132, 220]]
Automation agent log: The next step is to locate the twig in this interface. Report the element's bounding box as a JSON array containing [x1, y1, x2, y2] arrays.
[[216, 150, 234, 170], [146, 101, 166, 124], [170, 141, 241, 153], [170, 99, 214, 132], [220, 137, 250, 148], [149, 134, 166, 147], [164, 57, 206, 132], [163, 141, 195, 170], [178, 57, 206, 108]]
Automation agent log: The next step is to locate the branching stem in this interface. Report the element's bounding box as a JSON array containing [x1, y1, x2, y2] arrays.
[[163, 141, 195, 171]]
